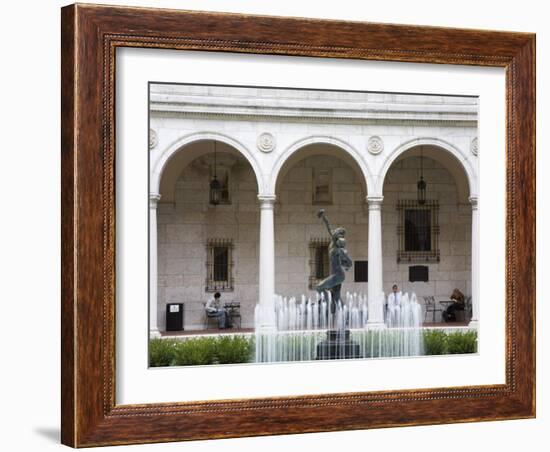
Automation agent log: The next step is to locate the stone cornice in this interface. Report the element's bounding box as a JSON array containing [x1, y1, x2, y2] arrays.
[[149, 88, 478, 125], [149, 109, 477, 127], [150, 101, 476, 117]]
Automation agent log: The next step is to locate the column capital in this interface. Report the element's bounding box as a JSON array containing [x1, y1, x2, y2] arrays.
[[258, 194, 276, 208], [366, 195, 384, 209], [149, 192, 161, 209], [469, 196, 478, 210]]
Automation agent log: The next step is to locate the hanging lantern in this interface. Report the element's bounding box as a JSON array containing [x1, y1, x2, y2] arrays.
[[210, 176, 221, 205], [417, 146, 426, 205], [209, 140, 221, 205]]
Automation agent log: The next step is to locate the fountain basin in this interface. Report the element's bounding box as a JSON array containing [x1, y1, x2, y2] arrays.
[[316, 329, 362, 360]]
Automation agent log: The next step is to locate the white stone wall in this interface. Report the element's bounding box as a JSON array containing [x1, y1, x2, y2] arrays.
[[157, 152, 471, 330], [157, 158, 260, 330], [382, 156, 472, 302], [275, 154, 368, 298], [150, 83, 478, 332], [149, 84, 479, 201]]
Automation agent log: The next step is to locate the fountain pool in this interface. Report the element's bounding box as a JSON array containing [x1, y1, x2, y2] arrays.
[[254, 291, 424, 363]]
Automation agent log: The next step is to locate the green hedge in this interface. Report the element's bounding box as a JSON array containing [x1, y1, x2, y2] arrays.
[[149, 335, 254, 367], [446, 330, 478, 354], [149, 337, 179, 367], [423, 330, 449, 355], [423, 330, 477, 355], [150, 329, 477, 366], [215, 335, 254, 364]]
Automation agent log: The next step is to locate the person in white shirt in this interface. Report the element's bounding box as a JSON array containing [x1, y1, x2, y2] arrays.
[[205, 292, 232, 329], [386, 284, 402, 323]]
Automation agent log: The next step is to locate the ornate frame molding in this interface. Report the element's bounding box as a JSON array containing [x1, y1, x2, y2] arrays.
[[61, 4, 535, 447]]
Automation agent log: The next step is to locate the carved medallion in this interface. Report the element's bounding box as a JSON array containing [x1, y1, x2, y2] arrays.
[[471, 137, 479, 156], [257, 132, 276, 153], [149, 129, 158, 149], [367, 136, 384, 155]]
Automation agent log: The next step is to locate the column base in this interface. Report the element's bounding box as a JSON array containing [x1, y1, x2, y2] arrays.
[[256, 323, 277, 332], [366, 321, 387, 329], [149, 328, 162, 339]]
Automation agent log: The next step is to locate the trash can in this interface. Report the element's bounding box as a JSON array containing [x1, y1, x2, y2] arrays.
[[166, 303, 184, 331]]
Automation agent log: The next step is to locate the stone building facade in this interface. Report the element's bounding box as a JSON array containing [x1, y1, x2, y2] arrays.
[[149, 84, 478, 333]]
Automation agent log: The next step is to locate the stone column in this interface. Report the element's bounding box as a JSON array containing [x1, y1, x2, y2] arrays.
[[149, 193, 161, 338], [469, 196, 479, 328], [257, 195, 277, 329], [367, 196, 385, 326]]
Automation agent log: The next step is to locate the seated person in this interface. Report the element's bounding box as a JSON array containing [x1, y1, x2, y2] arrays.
[[442, 288, 465, 322], [205, 292, 233, 329], [386, 284, 402, 323]]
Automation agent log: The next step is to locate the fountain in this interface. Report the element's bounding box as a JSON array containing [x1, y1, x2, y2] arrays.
[[254, 210, 424, 363], [254, 290, 424, 362]]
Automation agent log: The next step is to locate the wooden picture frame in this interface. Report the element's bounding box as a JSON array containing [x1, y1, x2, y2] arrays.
[[61, 3, 535, 447]]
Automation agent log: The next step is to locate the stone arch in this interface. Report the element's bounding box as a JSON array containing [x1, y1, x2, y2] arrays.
[[269, 136, 373, 196], [377, 137, 477, 201], [151, 131, 264, 202]]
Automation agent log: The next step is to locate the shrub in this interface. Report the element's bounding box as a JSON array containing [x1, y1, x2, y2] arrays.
[[446, 330, 478, 354], [422, 330, 478, 356], [150, 330, 478, 366], [149, 338, 177, 367], [173, 337, 218, 366], [423, 330, 448, 355], [151, 336, 257, 367], [215, 335, 254, 364]]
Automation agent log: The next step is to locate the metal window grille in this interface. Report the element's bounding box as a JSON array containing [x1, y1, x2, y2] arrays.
[[308, 238, 330, 289], [396, 200, 440, 262], [205, 238, 234, 291]]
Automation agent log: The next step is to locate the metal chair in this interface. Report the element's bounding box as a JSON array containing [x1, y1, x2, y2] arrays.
[[205, 313, 219, 329], [229, 310, 241, 329], [225, 302, 241, 329], [455, 296, 472, 322], [423, 296, 443, 323], [203, 302, 220, 330]]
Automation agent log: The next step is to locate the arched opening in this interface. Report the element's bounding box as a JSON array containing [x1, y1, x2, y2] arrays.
[[156, 137, 261, 203], [155, 139, 260, 331], [272, 143, 369, 299], [381, 144, 473, 323]]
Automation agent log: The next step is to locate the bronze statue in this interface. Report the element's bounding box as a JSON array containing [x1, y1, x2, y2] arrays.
[[315, 209, 352, 307]]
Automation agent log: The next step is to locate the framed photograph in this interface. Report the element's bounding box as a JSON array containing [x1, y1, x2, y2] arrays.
[[61, 4, 535, 447]]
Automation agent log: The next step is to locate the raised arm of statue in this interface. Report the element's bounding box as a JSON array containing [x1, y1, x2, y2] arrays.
[[317, 209, 334, 239]]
